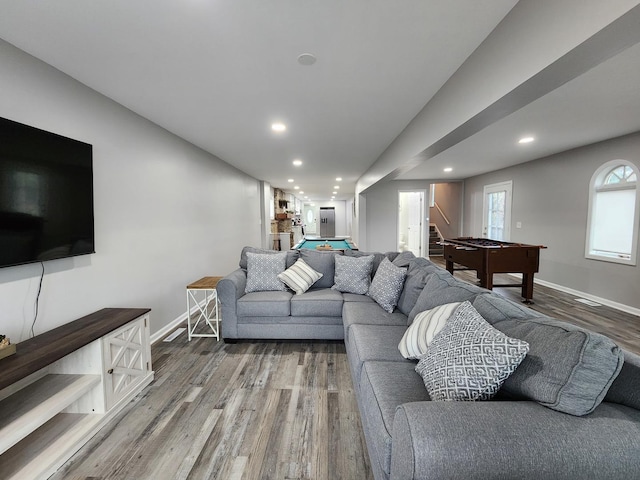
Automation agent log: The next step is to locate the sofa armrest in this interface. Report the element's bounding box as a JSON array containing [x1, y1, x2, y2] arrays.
[[218, 268, 247, 339], [392, 400, 640, 480]]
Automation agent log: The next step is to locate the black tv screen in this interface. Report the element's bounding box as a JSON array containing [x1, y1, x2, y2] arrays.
[[0, 117, 94, 268]]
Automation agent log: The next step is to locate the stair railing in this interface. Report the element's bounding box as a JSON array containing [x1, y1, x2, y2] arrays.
[[433, 201, 451, 225]]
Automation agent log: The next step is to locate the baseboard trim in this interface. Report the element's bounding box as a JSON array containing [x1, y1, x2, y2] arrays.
[[150, 299, 208, 344], [531, 277, 640, 318]]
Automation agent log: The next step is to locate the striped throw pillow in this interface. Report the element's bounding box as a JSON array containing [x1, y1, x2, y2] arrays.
[[277, 258, 323, 295], [398, 302, 461, 359]]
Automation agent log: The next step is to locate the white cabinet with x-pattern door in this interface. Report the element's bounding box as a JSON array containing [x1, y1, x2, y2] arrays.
[[103, 313, 152, 411]]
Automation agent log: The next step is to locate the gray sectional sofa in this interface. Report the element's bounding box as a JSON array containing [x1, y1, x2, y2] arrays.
[[218, 246, 640, 480]]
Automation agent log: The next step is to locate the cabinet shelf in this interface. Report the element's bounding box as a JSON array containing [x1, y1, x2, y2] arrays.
[[0, 308, 153, 480], [0, 373, 101, 455], [0, 412, 104, 480]]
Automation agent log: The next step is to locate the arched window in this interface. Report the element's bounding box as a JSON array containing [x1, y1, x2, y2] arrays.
[[585, 160, 639, 265]]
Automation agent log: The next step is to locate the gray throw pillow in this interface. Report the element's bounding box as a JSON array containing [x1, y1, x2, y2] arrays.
[[332, 254, 374, 294], [344, 250, 386, 276], [245, 252, 288, 293], [415, 301, 529, 401], [368, 257, 407, 313], [239, 246, 298, 270]]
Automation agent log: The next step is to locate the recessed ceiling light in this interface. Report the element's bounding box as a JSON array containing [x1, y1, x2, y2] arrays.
[[271, 123, 287, 132], [518, 136, 534, 144], [443, 167, 453, 172], [336, 177, 342, 181], [293, 159, 303, 166], [332, 191, 337, 195], [294, 186, 299, 190], [299, 191, 304, 194], [287, 178, 294, 183], [333, 185, 340, 189], [297, 53, 317, 66], [304, 196, 308, 199]]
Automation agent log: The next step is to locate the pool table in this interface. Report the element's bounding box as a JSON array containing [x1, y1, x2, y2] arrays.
[[443, 237, 546, 303], [293, 238, 358, 251]]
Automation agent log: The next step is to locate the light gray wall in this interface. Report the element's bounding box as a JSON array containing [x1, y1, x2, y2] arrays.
[[364, 180, 431, 253], [0, 39, 262, 342], [463, 132, 640, 309]]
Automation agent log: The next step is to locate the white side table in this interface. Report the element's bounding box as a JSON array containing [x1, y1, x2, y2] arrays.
[[186, 276, 223, 341]]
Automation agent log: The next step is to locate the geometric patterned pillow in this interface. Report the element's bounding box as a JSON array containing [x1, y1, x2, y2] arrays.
[[277, 258, 323, 295], [245, 252, 288, 293], [332, 254, 374, 294], [398, 302, 461, 360], [415, 301, 529, 401], [367, 257, 407, 313]]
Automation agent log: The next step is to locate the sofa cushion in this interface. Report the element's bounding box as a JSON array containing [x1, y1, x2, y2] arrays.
[[416, 301, 529, 401], [396, 258, 440, 316], [391, 251, 416, 267], [239, 246, 298, 270], [245, 252, 288, 293], [342, 293, 375, 303], [605, 350, 640, 411], [408, 270, 487, 324], [472, 292, 543, 323], [343, 302, 408, 341], [299, 250, 342, 289], [332, 254, 374, 294], [360, 361, 430, 477], [368, 258, 407, 313], [347, 324, 407, 384], [398, 302, 461, 360], [237, 291, 292, 316], [277, 258, 323, 294], [495, 315, 624, 416], [290, 288, 343, 317], [474, 291, 625, 416]]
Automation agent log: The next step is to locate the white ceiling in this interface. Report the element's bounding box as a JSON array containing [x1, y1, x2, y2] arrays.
[[0, 0, 518, 201], [397, 39, 640, 181], [1, 1, 638, 201]]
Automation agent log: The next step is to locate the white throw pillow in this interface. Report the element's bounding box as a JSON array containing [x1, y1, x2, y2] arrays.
[[398, 302, 461, 359], [277, 258, 323, 295]]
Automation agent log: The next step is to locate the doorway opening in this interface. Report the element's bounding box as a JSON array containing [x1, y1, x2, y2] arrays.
[[398, 190, 426, 256]]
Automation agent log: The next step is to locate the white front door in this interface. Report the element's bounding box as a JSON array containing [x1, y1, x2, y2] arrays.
[[482, 181, 512, 241]]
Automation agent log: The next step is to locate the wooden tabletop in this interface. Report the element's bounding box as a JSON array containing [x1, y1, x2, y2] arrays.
[[186, 276, 224, 290], [0, 308, 151, 391]]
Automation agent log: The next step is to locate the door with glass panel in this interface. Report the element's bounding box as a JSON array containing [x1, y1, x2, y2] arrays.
[[482, 181, 512, 241]]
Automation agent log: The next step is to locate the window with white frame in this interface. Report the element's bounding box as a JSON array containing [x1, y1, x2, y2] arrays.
[[585, 160, 639, 265]]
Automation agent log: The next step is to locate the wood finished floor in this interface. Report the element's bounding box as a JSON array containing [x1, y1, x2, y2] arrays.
[[53, 258, 639, 480], [51, 338, 372, 480]]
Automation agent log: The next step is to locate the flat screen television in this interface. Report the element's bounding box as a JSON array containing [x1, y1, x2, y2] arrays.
[[0, 117, 94, 268]]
